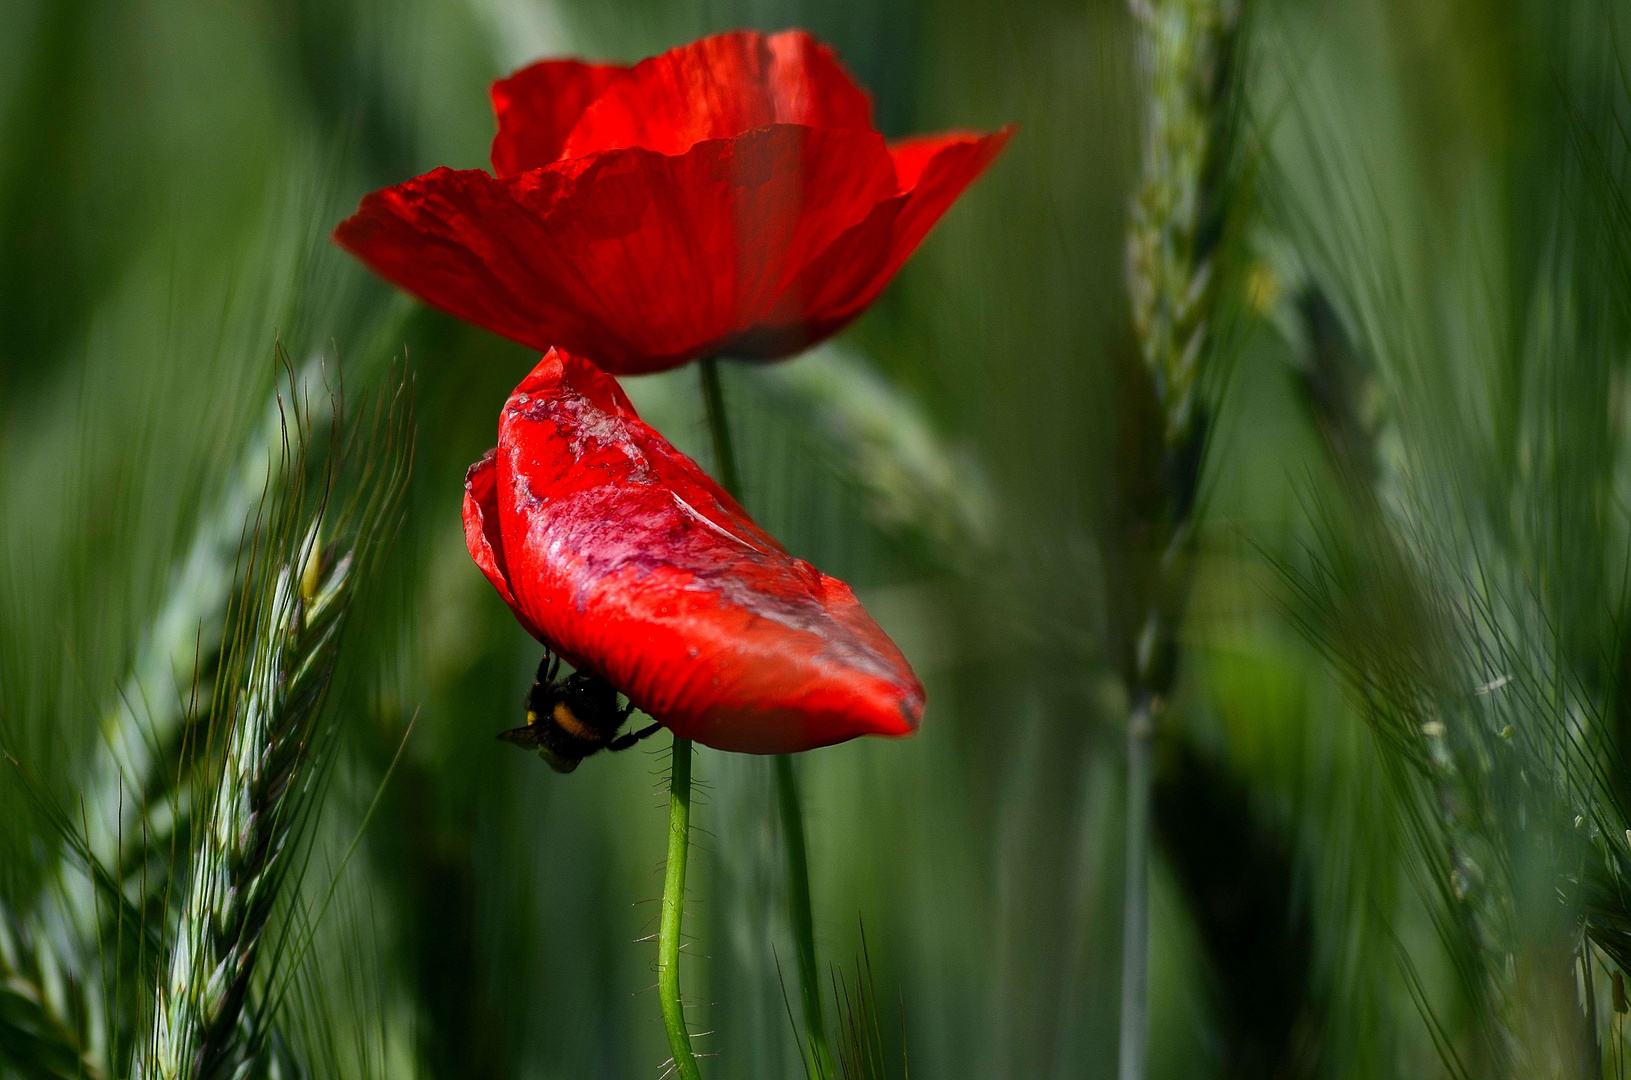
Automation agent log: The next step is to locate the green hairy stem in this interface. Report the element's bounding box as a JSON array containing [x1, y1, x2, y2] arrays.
[[658, 735, 703, 1080]]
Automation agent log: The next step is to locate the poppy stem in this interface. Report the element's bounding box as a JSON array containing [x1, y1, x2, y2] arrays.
[[698, 357, 743, 497], [698, 357, 834, 1076], [660, 734, 704, 1080], [775, 753, 837, 1079]]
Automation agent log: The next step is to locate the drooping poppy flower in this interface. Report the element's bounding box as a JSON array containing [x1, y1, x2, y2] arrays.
[[464, 347, 925, 753], [336, 29, 1012, 375]]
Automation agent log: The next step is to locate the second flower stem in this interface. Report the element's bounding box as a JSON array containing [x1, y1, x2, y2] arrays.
[[660, 734, 703, 1080], [775, 754, 835, 1077], [699, 358, 742, 501], [698, 358, 834, 1076]]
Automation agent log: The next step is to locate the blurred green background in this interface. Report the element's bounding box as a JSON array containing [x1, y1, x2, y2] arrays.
[[5, 1, 1631, 1078]]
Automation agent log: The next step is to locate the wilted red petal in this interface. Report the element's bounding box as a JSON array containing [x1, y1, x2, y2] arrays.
[[490, 59, 628, 176], [334, 126, 899, 373], [472, 349, 924, 753], [560, 29, 873, 159], [463, 449, 543, 640]]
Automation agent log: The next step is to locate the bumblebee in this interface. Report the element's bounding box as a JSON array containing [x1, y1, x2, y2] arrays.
[[498, 651, 662, 772]]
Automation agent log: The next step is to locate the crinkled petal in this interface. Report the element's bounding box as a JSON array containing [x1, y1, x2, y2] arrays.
[[463, 449, 543, 639], [334, 126, 898, 373], [490, 59, 628, 176], [561, 29, 873, 159], [485, 349, 924, 753], [334, 165, 580, 352]]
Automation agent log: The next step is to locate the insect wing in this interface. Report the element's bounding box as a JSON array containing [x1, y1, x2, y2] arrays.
[[537, 744, 582, 774], [498, 724, 543, 747]]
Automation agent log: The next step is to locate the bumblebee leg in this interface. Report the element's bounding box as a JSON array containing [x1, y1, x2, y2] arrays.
[[539, 650, 561, 684], [607, 722, 662, 753]]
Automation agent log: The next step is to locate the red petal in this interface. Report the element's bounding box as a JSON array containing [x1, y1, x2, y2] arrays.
[[484, 349, 924, 753], [846, 127, 1015, 319], [723, 193, 905, 359], [333, 126, 898, 374], [560, 29, 873, 159], [720, 126, 1015, 357], [490, 59, 628, 176], [463, 449, 543, 639], [884, 127, 1014, 247]]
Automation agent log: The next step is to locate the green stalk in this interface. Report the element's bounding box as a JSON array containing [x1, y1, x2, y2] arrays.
[[1117, 699, 1155, 1080], [698, 358, 743, 498], [658, 735, 703, 1080], [774, 755, 835, 1078], [698, 358, 834, 1076]]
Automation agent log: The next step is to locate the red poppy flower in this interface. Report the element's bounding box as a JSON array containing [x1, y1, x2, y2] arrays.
[[335, 29, 1012, 374], [463, 348, 925, 753]]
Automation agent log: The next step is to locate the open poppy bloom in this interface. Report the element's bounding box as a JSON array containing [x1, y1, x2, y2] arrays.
[[464, 348, 925, 753], [335, 29, 1012, 374]]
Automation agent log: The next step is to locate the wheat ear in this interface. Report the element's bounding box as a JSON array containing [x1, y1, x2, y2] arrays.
[[138, 368, 410, 1080], [1119, 3, 1243, 1080], [70, 363, 334, 918], [0, 902, 105, 1080]]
